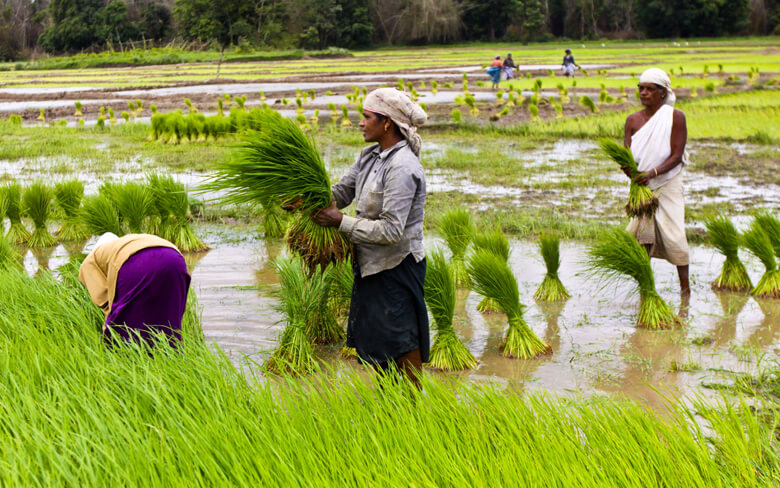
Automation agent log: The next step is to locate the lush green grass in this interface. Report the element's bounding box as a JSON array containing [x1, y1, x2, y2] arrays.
[[0, 266, 778, 486]]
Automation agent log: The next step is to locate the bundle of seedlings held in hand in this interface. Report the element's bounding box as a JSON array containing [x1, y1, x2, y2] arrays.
[[472, 227, 510, 313], [533, 232, 570, 301], [742, 215, 780, 298], [264, 256, 324, 375], [22, 182, 58, 248], [599, 139, 658, 218], [586, 227, 681, 329], [468, 249, 551, 359], [1, 182, 31, 245], [54, 180, 89, 242], [437, 208, 475, 287], [425, 249, 476, 370], [206, 108, 351, 270], [705, 214, 752, 291]]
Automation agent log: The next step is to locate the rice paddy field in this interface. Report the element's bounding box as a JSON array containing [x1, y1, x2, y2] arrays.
[[1, 38, 779, 485]]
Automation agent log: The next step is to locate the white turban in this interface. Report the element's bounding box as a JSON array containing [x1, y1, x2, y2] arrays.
[[639, 68, 676, 106], [363, 88, 427, 157]]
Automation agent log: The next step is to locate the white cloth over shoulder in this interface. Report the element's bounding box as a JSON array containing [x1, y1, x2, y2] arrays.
[[631, 105, 685, 190]]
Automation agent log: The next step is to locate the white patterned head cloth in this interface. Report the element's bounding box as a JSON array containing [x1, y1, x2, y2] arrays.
[[639, 68, 676, 106], [364, 88, 427, 156]]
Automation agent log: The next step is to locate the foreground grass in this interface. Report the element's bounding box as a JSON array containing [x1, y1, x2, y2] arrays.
[[0, 267, 778, 486]]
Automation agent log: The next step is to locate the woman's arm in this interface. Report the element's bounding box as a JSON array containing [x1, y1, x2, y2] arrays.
[[635, 110, 687, 185]]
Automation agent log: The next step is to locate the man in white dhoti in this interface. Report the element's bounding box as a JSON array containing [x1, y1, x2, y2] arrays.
[[624, 68, 690, 296]]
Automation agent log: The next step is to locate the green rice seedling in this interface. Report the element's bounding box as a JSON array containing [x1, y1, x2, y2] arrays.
[[599, 138, 658, 218], [437, 208, 474, 287], [121, 111, 130, 123], [705, 214, 752, 291], [308, 89, 315, 100], [78, 118, 84, 128], [184, 98, 197, 113], [586, 227, 681, 329], [112, 182, 152, 234], [0, 233, 22, 270], [8, 114, 21, 125], [54, 180, 89, 242], [425, 249, 476, 371], [529, 103, 539, 121], [430, 80, 438, 94], [259, 90, 266, 101], [690, 86, 698, 97], [135, 99, 143, 114], [235, 95, 246, 110], [533, 233, 569, 301], [464, 94, 478, 115], [150, 104, 157, 114], [580, 95, 598, 113], [22, 182, 58, 248], [472, 227, 510, 311], [217, 97, 224, 116], [308, 109, 320, 128], [81, 194, 122, 237], [145, 172, 171, 238], [37, 108, 45, 122], [530, 93, 539, 106], [99, 106, 105, 117], [498, 106, 510, 118], [754, 211, 780, 258], [340, 105, 352, 128], [74, 101, 82, 117], [468, 249, 551, 358], [742, 219, 780, 298], [705, 82, 717, 93], [451, 109, 462, 123], [96, 116, 106, 130], [1, 183, 31, 245], [206, 109, 350, 269], [554, 103, 563, 118], [157, 179, 207, 252], [264, 256, 321, 375]]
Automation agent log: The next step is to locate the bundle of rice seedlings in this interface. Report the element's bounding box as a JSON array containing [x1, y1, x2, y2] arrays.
[[1, 183, 31, 244], [54, 180, 89, 242], [705, 214, 752, 291], [81, 195, 123, 237], [145, 172, 171, 238], [599, 138, 658, 218], [0, 233, 22, 270], [154, 177, 208, 252], [329, 257, 358, 358], [113, 182, 152, 234], [22, 182, 58, 248], [468, 250, 551, 358], [579, 95, 598, 113], [533, 233, 570, 301], [206, 109, 351, 270], [754, 211, 780, 258], [261, 200, 289, 238], [437, 208, 474, 287], [305, 263, 344, 344], [74, 101, 82, 117], [742, 220, 780, 298], [263, 257, 321, 375], [340, 106, 352, 128], [586, 227, 681, 329], [425, 250, 476, 370], [473, 227, 510, 313]]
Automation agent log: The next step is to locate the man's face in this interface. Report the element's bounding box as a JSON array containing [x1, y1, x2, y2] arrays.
[[638, 82, 666, 108]]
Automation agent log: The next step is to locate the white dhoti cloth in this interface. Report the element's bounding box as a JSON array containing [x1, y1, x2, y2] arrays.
[[625, 104, 689, 266], [562, 64, 575, 76], [503, 67, 514, 80]]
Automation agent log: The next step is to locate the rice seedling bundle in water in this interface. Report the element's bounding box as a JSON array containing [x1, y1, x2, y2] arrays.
[[742, 219, 780, 298], [1, 183, 31, 245], [472, 227, 510, 313], [425, 250, 476, 370], [0, 234, 22, 270], [22, 182, 58, 248], [586, 227, 681, 329], [112, 182, 152, 234], [264, 256, 321, 375], [467, 249, 551, 359], [206, 109, 351, 270], [81, 195, 123, 237], [437, 208, 475, 287], [155, 177, 208, 253], [54, 180, 89, 242], [755, 211, 780, 258], [705, 214, 752, 291], [533, 233, 570, 301], [599, 138, 658, 218]]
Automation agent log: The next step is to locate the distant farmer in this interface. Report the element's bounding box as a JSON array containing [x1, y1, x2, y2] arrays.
[[312, 88, 429, 388], [487, 55, 502, 90], [562, 49, 577, 76], [624, 68, 690, 296], [79, 232, 191, 347], [503, 53, 516, 80]]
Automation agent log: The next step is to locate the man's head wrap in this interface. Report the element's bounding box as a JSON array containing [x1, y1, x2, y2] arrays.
[[363, 88, 427, 156], [639, 68, 675, 106]]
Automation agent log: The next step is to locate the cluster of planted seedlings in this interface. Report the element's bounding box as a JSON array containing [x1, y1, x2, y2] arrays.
[[599, 138, 658, 217], [742, 212, 780, 298], [437, 208, 474, 287], [533, 232, 569, 301], [473, 228, 510, 313], [706, 214, 752, 291], [149, 109, 242, 144]]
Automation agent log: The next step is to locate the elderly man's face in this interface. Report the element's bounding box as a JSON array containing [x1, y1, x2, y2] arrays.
[[638, 82, 666, 108]]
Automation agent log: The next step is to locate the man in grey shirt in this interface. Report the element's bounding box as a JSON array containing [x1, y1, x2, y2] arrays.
[[313, 88, 429, 388]]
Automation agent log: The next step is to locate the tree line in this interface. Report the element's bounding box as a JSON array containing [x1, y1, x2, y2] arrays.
[[0, 0, 777, 61]]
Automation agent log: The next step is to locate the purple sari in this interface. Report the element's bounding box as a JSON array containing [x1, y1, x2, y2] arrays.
[[104, 247, 191, 348]]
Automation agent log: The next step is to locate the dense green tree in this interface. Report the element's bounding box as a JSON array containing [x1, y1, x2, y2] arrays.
[[458, 0, 521, 40], [638, 0, 750, 37], [38, 0, 103, 52], [142, 2, 172, 41], [96, 0, 140, 45], [300, 0, 373, 49]]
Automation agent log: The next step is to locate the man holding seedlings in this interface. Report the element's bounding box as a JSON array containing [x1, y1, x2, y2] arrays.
[[624, 68, 690, 296], [312, 88, 429, 388], [79, 232, 191, 347], [562, 49, 577, 76]]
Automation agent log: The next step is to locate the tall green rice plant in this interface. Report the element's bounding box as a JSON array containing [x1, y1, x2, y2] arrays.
[[742, 219, 780, 298], [54, 180, 89, 241], [705, 214, 752, 291], [0, 233, 22, 270], [425, 250, 476, 370], [586, 227, 681, 329], [154, 177, 207, 252], [22, 182, 57, 248], [1, 182, 30, 244], [754, 211, 780, 258], [599, 138, 658, 218], [81, 195, 122, 237], [113, 182, 152, 234], [472, 227, 510, 313], [205, 109, 351, 270], [437, 208, 474, 287], [261, 200, 289, 238], [468, 249, 551, 358], [533, 233, 569, 301]]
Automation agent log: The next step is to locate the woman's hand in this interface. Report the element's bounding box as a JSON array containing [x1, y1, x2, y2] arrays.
[[311, 202, 343, 227], [634, 172, 652, 186]]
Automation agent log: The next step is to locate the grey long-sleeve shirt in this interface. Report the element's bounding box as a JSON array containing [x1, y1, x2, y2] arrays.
[[333, 140, 426, 277]]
